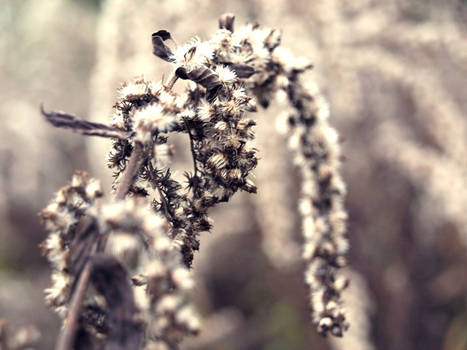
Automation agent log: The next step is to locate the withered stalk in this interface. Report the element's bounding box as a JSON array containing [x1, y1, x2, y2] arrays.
[[55, 262, 92, 350]]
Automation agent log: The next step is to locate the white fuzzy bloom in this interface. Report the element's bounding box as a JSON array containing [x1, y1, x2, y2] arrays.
[[175, 306, 200, 331], [215, 65, 237, 84], [146, 260, 167, 279], [106, 232, 141, 262], [132, 103, 177, 142], [152, 235, 172, 253], [171, 268, 195, 290], [119, 80, 149, 100], [197, 100, 215, 122], [231, 25, 253, 47], [156, 295, 182, 314], [173, 37, 214, 66], [45, 272, 71, 306], [85, 178, 103, 198], [143, 212, 166, 233], [299, 199, 313, 216]]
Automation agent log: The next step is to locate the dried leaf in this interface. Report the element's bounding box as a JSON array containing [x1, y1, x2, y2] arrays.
[[90, 255, 142, 350], [41, 105, 129, 139], [152, 29, 172, 41], [227, 63, 256, 78], [176, 67, 222, 102], [152, 33, 174, 62]]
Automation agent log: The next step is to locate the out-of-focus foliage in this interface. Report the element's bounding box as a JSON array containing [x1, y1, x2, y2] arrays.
[[0, 0, 466, 349]]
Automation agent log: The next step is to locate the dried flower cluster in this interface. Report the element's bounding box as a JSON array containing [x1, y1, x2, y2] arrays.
[[40, 171, 103, 317], [97, 198, 199, 348], [40, 14, 349, 348]]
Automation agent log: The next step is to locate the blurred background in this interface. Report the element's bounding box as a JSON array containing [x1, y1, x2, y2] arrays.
[[0, 0, 466, 349]]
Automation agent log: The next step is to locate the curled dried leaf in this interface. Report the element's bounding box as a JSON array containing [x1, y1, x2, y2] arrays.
[[227, 63, 256, 78], [41, 105, 130, 139], [89, 255, 142, 350], [176, 67, 222, 102], [152, 34, 174, 62]]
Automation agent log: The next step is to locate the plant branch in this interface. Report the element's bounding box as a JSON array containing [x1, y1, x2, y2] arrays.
[[183, 117, 200, 198], [148, 161, 172, 221], [41, 105, 130, 139], [55, 261, 92, 350], [167, 73, 178, 89], [115, 142, 144, 200]]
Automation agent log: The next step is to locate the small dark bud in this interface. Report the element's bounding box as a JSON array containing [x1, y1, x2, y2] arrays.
[[152, 34, 174, 62], [218, 13, 235, 32], [152, 29, 172, 41], [175, 67, 190, 80]]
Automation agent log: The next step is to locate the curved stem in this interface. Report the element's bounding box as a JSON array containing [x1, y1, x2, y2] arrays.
[[55, 262, 92, 350], [115, 142, 144, 200]]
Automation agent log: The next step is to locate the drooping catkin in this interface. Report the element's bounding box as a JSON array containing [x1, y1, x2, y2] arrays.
[[329, 269, 375, 350], [284, 80, 349, 337], [203, 18, 349, 335]]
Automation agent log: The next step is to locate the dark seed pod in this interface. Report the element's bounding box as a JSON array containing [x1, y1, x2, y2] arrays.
[[218, 13, 235, 32], [176, 67, 222, 102], [152, 33, 174, 62], [152, 30, 172, 41], [227, 63, 256, 78]]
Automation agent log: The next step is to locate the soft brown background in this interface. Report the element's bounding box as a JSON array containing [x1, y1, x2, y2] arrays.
[[1, 0, 466, 349]]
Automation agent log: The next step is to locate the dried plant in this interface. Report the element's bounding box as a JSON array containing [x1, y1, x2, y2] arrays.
[[39, 14, 349, 349], [0, 320, 40, 350]]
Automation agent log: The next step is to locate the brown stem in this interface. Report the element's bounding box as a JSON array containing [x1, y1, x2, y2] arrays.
[[148, 161, 172, 221], [55, 262, 92, 350], [56, 143, 144, 349], [167, 74, 178, 89], [181, 117, 201, 199], [98, 142, 144, 251], [115, 142, 144, 200]]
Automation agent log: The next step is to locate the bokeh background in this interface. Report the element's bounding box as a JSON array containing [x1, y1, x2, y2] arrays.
[[1, 0, 466, 349]]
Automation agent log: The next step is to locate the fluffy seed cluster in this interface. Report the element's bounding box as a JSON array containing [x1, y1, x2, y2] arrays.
[[198, 15, 350, 336], [39, 171, 103, 317], [97, 198, 199, 348], [40, 14, 350, 348], [107, 26, 260, 267], [109, 78, 185, 185]]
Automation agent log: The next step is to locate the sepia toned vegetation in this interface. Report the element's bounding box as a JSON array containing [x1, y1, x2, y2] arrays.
[[0, 1, 466, 349]]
